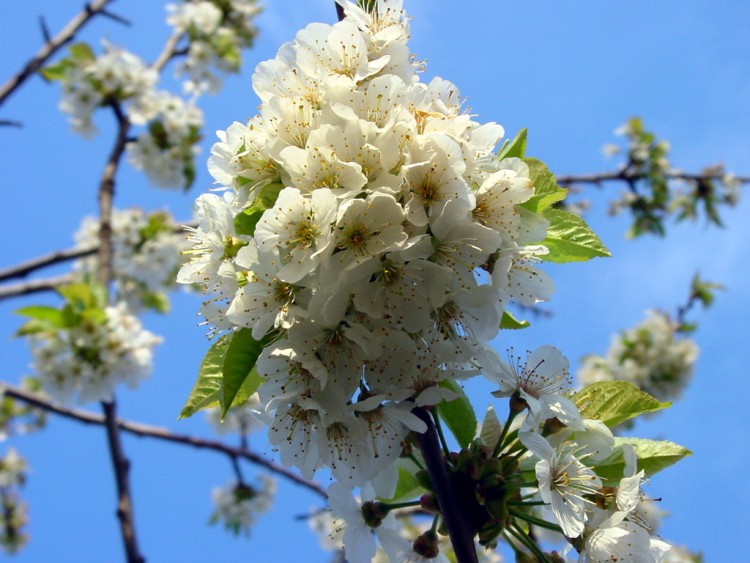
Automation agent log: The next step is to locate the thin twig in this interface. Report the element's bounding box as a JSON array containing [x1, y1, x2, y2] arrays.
[[151, 32, 185, 73], [96, 97, 143, 563], [0, 382, 327, 499], [0, 247, 96, 283], [100, 8, 132, 27], [0, 120, 23, 128], [0, 222, 195, 284], [0, 274, 74, 301], [0, 0, 116, 107], [412, 407, 478, 563], [556, 169, 750, 187]]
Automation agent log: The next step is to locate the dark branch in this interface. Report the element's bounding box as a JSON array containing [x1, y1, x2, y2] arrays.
[[0, 0, 116, 107], [0, 120, 23, 128], [96, 97, 143, 563], [0, 382, 327, 499], [0, 274, 74, 301], [556, 169, 750, 187], [100, 8, 132, 27], [412, 407, 478, 563]]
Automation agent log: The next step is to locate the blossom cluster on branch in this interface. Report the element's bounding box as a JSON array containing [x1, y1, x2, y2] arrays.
[[179, 0, 552, 488], [73, 207, 189, 312], [578, 310, 699, 403], [177, 1, 682, 561]]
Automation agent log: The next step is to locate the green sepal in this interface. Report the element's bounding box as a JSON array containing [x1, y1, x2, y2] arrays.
[[234, 182, 283, 236], [436, 380, 477, 448], [219, 328, 270, 418], [179, 335, 231, 419], [521, 158, 568, 213], [499, 310, 530, 330], [497, 129, 527, 160], [539, 207, 611, 263], [592, 438, 692, 486], [572, 381, 670, 428]]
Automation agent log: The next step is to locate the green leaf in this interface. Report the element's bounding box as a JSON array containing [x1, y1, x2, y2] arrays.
[[479, 406, 502, 448], [384, 465, 423, 503], [539, 207, 611, 263], [592, 438, 692, 486], [230, 366, 262, 407], [234, 183, 283, 236], [68, 42, 95, 63], [179, 335, 231, 419], [58, 282, 103, 310], [499, 310, 530, 330], [141, 291, 171, 314], [234, 209, 265, 237], [497, 129, 527, 160], [15, 306, 65, 325], [220, 329, 269, 417], [521, 158, 568, 213], [436, 380, 477, 448], [39, 59, 74, 81], [572, 381, 670, 428]]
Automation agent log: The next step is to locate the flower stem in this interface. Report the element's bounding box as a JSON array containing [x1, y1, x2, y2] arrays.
[[492, 407, 519, 457]]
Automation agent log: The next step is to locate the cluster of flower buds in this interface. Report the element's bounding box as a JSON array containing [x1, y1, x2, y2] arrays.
[[167, 0, 262, 94], [578, 310, 699, 403]]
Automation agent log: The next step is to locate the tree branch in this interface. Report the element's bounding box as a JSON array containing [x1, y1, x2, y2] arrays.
[[151, 32, 186, 74], [0, 382, 327, 499], [95, 97, 144, 563], [411, 407, 478, 563], [0, 274, 74, 301], [0, 0, 116, 108], [556, 168, 750, 187]]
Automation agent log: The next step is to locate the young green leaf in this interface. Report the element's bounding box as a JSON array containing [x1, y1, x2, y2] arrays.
[[539, 207, 611, 263], [220, 329, 269, 417], [572, 381, 670, 428], [521, 158, 568, 213], [233, 183, 283, 236], [436, 380, 477, 448], [499, 310, 530, 330], [592, 438, 692, 485], [497, 128, 527, 160], [179, 335, 231, 419]]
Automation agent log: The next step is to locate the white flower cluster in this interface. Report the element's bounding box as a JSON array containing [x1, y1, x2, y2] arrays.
[[54, 40, 203, 188], [167, 0, 261, 95], [180, 0, 554, 490], [578, 310, 699, 402], [58, 41, 157, 137], [485, 346, 671, 561], [319, 483, 503, 563], [127, 92, 204, 188], [0, 448, 28, 555], [29, 302, 162, 405], [209, 476, 275, 536], [205, 393, 270, 435], [74, 208, 188, 311]]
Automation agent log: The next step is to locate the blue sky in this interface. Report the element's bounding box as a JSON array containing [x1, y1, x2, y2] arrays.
[[1, 1, 749, 561]]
